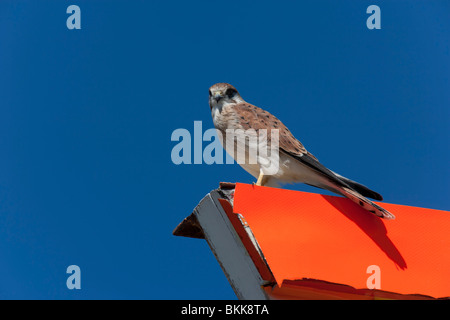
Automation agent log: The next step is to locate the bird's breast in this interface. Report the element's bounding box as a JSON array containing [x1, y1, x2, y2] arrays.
[[211, 104, 240, 131]]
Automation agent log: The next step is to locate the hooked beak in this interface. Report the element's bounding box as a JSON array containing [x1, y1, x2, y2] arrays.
[[213, 91, 223, 103]]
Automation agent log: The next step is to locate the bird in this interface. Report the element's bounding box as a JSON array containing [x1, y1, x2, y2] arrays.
[[208, 82, 395, 219]]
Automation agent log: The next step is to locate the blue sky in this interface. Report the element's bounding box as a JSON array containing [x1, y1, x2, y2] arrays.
[[0, 1, 448, 299]]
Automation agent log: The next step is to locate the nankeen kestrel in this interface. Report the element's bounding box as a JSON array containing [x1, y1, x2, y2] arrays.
[[209, 82, 395, 219]]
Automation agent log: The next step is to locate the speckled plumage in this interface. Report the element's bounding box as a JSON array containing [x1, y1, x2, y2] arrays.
[[208, 83, 394, 220]]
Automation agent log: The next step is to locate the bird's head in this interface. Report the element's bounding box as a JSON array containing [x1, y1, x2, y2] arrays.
[[209, 83, 243, 109]]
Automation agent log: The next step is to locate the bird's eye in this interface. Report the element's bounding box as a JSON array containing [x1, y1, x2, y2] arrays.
[[226, 88, 237, 97]]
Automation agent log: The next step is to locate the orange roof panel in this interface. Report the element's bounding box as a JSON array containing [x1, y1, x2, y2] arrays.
[[233, 183, 450, 298]]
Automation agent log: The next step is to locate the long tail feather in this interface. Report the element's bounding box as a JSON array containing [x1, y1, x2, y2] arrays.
[[340, 187, 395, 220]]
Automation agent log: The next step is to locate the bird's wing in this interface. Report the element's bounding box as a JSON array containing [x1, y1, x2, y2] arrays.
[[283, 149, 353, 190], [231, 103, 392, 218], [279, 131, 383, 201], [233, 102, 347, 186], [332, 171, 383, 201], [283, 146, 394, 219], [233, 102, 312, 157]]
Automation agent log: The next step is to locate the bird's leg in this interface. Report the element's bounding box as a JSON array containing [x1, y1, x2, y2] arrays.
[[255, 171, 268, 186]]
